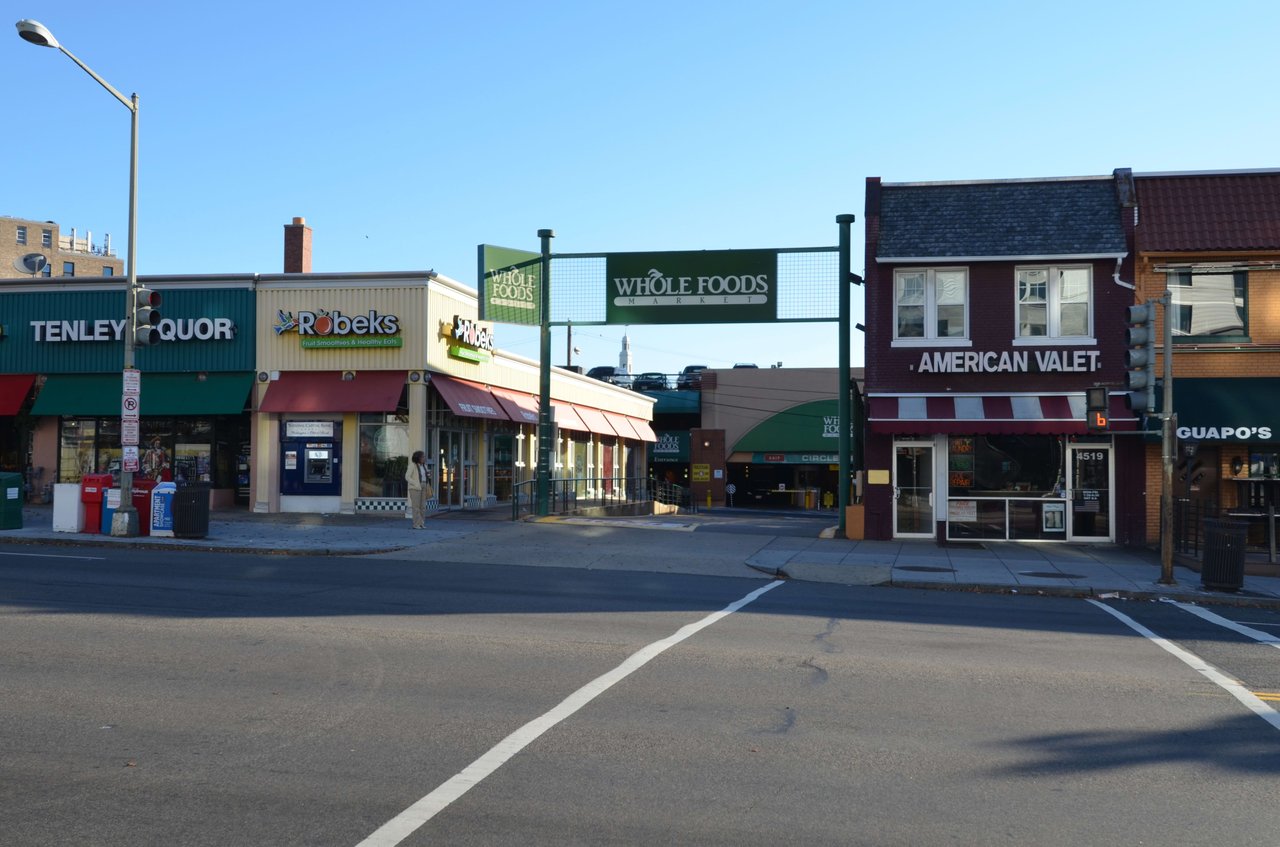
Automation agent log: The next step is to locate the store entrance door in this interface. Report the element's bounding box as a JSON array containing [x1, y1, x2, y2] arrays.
[[893, 441, 934, 538], [1067, 445, 1112, 541]]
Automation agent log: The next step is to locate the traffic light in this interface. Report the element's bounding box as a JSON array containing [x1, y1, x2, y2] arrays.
[[1086, 387, 1109, 432], [133, 288, 161, 346], [1124, 301, 1156, 412]]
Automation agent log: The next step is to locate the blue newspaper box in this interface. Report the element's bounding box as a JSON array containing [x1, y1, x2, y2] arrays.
[[150, 482, 177, 537], [100, 487, 121, 534]]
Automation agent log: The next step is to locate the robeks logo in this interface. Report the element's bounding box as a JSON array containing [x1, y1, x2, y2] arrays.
[[274, 309, 399, 336], [274, 308, 404, 349]]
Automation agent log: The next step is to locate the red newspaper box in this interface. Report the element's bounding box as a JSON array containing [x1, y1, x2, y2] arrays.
[[131, 478, 158, 536], [80, 473, 113, 534]]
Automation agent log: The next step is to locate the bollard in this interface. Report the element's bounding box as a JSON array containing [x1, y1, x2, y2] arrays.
[[706, 490, 711, 508]]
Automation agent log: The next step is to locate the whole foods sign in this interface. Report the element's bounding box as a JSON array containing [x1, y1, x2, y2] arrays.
[[606, 249, 777, 325], [274, 308, 403, 348], [478, 244, 541, 327]]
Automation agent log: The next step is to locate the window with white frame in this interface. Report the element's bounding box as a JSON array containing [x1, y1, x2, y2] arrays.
[[16, 226, 27, 245], [893, 268, 968, 341], [1015, 266, 1091, 340], [41, 229, 52, 248]]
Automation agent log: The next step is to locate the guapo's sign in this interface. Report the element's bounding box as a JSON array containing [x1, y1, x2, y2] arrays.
[[606, 249, 777, 325]]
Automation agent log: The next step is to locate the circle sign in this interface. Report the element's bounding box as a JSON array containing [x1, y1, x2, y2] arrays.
[[725, 483, 737, 494]]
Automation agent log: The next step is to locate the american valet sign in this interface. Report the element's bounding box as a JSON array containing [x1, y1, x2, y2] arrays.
[[606, 249, 778, 325]]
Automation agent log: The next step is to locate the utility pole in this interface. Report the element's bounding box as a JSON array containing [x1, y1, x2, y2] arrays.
[[1159, 291, 1176, 584]]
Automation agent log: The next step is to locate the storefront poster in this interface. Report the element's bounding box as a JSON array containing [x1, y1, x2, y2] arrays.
[[1042, 501, 1065, 531], [948, 499, 977, 521]]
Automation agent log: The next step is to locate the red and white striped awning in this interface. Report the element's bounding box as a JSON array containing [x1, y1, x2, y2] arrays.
[[867, 393, 1134, 435]]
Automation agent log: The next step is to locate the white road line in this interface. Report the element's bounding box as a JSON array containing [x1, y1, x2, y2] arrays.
[[1163, 599, 1280, 649], [1087, 599, 1280, 733], [0, 551, 106, 560], [355, 579, 787, 847]]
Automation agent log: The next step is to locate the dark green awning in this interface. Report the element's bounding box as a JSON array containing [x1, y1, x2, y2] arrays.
[[733, 399, 843, 453], [32, 373, 253, 417], [651, 390, 700, 415], [1173, 378, 1280, 436]]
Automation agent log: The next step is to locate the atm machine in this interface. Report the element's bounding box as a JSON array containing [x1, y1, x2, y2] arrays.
[[280, 421, 342, 499]]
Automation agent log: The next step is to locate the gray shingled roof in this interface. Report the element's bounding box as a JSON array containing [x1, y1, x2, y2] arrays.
[[877, 178, 1128, 259]]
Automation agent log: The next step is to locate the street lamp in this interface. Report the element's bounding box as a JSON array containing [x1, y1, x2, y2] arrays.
[[17, 18, 143, 536]]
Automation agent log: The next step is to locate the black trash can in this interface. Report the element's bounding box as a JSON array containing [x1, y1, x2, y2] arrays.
[[1201, 518, 1247, 592], [172, 485, 210, 539]]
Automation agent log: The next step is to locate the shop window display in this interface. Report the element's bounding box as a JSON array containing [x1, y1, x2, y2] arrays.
[[359, 412, 410, 497], [947, 435, 1067, 541]]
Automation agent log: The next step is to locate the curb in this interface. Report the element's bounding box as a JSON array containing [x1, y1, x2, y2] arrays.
[[0, 533, 411, 558]]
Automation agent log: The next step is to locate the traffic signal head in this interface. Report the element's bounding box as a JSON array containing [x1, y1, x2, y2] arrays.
[[1085, 387, 1109, 431], [133, 287, 161, 346], [1124, 301, 1157, 412]]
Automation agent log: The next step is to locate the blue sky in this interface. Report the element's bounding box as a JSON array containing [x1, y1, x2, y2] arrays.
[[7, 1, 1278, 376]]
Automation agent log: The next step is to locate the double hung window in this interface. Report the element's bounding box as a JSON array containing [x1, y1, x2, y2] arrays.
[[1015, 266, 1091, 341], [893, 268, 967, 342], [1169, 270, 1247, 342], [16, 226, 27, 245]]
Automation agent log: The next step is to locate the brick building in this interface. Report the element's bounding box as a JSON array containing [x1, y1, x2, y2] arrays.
[[1131, 169, 1280, 552], [862, 171, 1146, 544], [0, 215, 123, 279]]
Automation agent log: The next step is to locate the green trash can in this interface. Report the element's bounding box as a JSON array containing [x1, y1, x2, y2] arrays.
[[0, 472, 24, 529]]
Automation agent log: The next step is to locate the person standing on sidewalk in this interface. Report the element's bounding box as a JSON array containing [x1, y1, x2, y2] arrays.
[[405, 450, 433, 529]]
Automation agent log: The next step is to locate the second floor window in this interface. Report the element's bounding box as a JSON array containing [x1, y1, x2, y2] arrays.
[[1016, 266, 1091, 340], [62, 262, 75, 277], [102, 266, 114, 277], [42, 229, 52, 248], [16, 226, 27, 245], [894, 268, 968, 341], [1170, 270, 1247, 341]]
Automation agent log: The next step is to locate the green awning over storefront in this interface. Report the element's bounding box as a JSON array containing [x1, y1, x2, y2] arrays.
[[651, 390, 699, 415], [32, 373, 253, 417], [1172, 378, 1280, 437], [733, 399, 845, 453]]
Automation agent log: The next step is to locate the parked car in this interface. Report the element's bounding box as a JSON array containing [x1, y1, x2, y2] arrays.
[[631, 372, 669, 391], [732, 362, 758, 368], [676, 365, 707, 389], [586, 365, 629, 386]]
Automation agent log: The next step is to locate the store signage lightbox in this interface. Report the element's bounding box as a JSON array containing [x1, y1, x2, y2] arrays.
[[606, 249, 777, 325], [274, 308, 402, 348]]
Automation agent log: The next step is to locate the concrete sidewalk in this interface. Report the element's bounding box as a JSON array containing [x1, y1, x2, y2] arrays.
[[5, 504, 1279, 607]]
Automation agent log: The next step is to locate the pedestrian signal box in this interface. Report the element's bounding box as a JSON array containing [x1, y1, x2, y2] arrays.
[[1086, 387, 1109, 433]]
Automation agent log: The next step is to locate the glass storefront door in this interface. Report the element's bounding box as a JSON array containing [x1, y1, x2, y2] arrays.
[[1067, 445, 1112, 541], [894, 441, 935, 538]]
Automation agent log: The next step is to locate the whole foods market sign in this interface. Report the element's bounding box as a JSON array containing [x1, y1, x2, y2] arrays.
[[606, 249, 777, 325], [478, 244, 541, 327]]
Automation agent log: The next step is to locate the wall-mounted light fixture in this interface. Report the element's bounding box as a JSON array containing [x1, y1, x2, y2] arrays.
[[341, 371, 355, 381], [257, 371, 269, 383]]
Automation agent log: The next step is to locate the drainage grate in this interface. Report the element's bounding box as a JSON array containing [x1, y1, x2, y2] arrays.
[[1019, 571, 1085, 579], [895, 565, 956, 573]]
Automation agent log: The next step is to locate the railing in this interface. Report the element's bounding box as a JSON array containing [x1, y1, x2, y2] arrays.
[[511, 476, 694, 520]]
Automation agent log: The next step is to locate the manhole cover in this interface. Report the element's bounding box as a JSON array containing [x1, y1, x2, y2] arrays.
[[1019, 571, 1085, 579], [895, 565, 956, 573]]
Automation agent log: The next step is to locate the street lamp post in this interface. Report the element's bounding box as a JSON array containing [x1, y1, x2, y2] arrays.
[[17, 18, 142, 535]]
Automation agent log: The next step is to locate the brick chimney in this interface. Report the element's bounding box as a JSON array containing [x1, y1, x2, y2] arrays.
[[284, 216, 312, 273]]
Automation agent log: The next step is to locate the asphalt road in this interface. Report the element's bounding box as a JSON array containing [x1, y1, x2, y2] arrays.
[[2, 543, 1279, 846]]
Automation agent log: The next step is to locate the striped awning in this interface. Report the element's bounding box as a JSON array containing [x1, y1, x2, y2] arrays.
[[867, 393, 1113, 435]]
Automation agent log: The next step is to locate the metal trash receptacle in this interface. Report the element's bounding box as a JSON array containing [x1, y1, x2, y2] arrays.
[[172, 485, 210, 539], [1201, 518, 1247, 592], [0, 472, 23, 529]]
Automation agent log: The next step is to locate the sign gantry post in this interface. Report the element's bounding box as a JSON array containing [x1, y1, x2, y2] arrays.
[[836, 214, 856, 534], [536, 229, 555, 517]]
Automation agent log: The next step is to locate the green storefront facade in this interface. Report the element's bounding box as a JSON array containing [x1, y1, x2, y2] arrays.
[[0, 277, 255, 506]]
